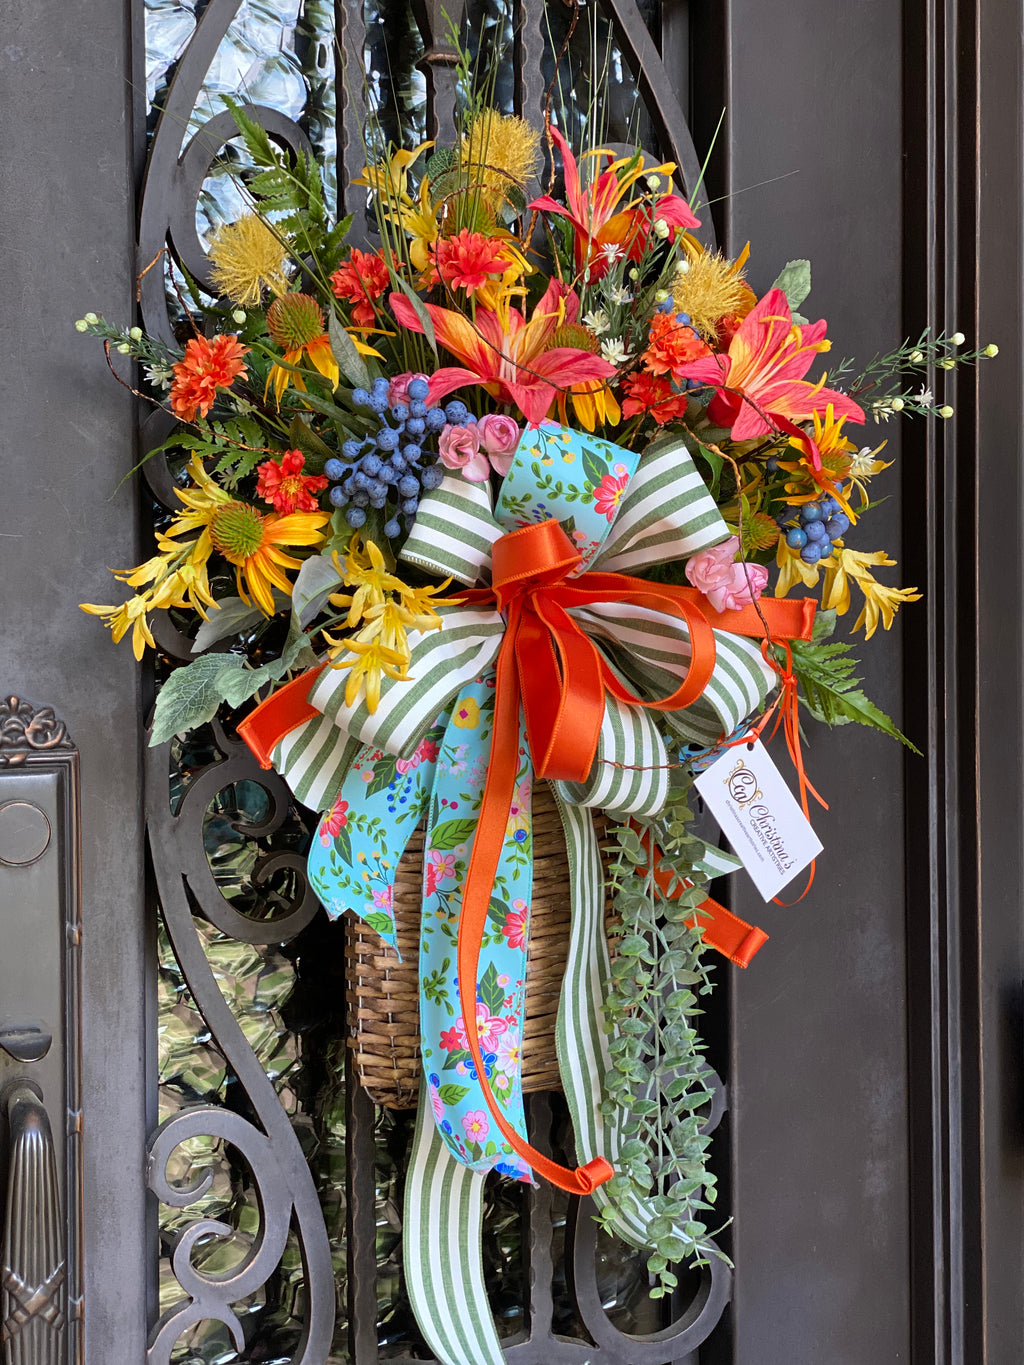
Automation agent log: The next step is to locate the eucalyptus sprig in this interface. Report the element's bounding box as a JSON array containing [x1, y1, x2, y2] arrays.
[[599, 773, 730, 1295]]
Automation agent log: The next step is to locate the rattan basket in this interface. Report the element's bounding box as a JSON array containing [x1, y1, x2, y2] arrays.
[[346, 783, 613, 1108]]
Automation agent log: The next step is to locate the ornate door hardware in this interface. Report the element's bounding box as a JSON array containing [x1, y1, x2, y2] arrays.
[[0, 700, 83, 1365]]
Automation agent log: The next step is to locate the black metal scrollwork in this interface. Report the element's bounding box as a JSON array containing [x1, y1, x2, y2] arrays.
[[145, 726, 334, 1363]]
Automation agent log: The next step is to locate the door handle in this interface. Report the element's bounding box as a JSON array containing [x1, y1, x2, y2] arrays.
[[1, 1082, 66, 1364]]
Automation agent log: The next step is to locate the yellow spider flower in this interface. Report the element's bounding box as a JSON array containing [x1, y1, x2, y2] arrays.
[[821, 548, 922, 638], [325, 636, 411, 713], [327, 537, 408, 626]]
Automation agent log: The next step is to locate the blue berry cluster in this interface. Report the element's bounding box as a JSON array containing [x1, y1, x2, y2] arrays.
[[776, 495, 850, 565], [324, 376, 452, 539]]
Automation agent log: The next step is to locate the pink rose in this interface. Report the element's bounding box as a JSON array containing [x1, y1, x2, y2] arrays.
[[685, 536, 767, 612], [476, 414, 521, 476], [438, 424, 490, 481], [388, 371, 431, 408]]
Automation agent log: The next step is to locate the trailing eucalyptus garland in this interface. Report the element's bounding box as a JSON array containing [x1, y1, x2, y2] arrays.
[[600, 768, 726, 1294]]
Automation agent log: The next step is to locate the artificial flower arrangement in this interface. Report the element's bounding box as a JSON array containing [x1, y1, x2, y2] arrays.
[[77, 67, 996, 1365]]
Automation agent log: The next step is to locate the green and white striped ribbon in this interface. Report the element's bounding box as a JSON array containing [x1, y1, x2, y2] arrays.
[[593, 435, 729, 574], [401, 473, 500, 585], [575, 600, 776, 744], [555, 688, 670, 819], [269, 711, 361, 814], [307, 605, 504, 759], [404, 1085, 506, 1365]]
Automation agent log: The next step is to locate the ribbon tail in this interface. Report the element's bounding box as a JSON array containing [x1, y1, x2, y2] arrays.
[[404, 1085, 505, 1365], [457, 613, 612, 1195]]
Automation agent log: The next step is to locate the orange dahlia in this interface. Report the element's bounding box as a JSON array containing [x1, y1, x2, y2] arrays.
[[169, 333, 249, 422], [330, 248, 391, 327], [642, 311, 711, 379]]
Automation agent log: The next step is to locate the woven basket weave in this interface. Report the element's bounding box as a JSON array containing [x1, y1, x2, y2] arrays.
[[346, 783, 612, 1108]]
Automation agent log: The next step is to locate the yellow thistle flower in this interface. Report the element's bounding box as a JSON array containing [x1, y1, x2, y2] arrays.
[[461, 110, 541, 202], [673, 239, 754, 341], [208, 214, 290, 306]]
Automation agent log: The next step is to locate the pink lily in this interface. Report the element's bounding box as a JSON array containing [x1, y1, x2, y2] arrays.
[[389, 279, 615, 426], [529, 127, 700, 279], [673, 288, 865, 462]]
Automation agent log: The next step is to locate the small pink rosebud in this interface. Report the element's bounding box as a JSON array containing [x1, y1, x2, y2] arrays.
[[438, 424, 490, 481]]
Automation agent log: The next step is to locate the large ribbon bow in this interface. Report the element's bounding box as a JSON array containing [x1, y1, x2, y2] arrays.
[[241, 424, 814, 1192]]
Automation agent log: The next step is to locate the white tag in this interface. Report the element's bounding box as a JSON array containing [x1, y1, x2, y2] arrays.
[[694, 738, 823, 901]]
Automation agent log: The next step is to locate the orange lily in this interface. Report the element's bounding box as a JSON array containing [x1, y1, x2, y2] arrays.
[[389, 279, 615, 425], [674, 288, 864, 463], [529, 127, 700, 280]]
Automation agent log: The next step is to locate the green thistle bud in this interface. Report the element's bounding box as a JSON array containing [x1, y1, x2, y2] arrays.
[[117, 343, 131, 354], [950, 331, 965, 345], [909, 349, 924, 364], [939, 358, 956, 369], [938, 405, 954, 418], [890, 396, 905, 412], [984, 343, 999, 357], [232, 309, 247, 325], [129, 326, 143, 342], [84, 312, 99, 325], [74, 319, 89, 333]]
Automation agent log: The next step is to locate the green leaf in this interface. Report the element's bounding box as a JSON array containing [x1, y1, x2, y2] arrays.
[[287, 414, 334, 471], [486, 896, 509, 928], [789, 638, 921, 751], [811, 607, 838, 642], [149, 655, 249, 744], [581, 444, 607, 493], [443, 1047, 470, 1071], [771, 259, 811, 311], [364, 911, 394, 935], [328, 311, 371, 390], [290, 553, 342, 628], [437, 1083, 470, 1105], [191, 597, 265, 654], [428, 817, 478, 851], [478, 961, 505, 1016], [365, 755, 400, 797], [694, 442, 724, 499]]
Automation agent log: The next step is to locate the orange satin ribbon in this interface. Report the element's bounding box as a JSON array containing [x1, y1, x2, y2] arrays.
[[453, 519, 814, 1192], [640, 831, 768, 966]]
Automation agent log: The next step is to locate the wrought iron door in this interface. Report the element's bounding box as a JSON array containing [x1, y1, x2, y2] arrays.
[[2, 1, 1021, 1364]]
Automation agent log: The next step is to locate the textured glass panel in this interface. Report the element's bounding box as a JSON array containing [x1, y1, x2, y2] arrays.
[[363, 0, 427, 153], [542, 0, 658, 154]]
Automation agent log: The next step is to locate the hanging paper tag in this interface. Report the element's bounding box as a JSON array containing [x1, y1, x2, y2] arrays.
[[694, 738, 823, 901]]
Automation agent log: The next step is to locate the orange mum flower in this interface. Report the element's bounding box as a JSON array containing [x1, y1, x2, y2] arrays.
[[643, 312, 711, 379], [427, 230, 511, 298], [330, 248, 391, 327], [620, 371, 689, 424], [256, 449, 329, 514], [169, 333, 249, 422]]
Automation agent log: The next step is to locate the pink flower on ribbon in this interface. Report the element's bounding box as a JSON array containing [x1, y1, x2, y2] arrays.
[[439, 424, 490, 481], [388, 371, 431, 408], [425, 848, 458, 896], [593, 471, 629, 521], [396, 735, 440, 774], [460, 1003, 509, 1054], [462, 1110, 489, 1142], [685, 535, 768, 613], [429, 1082, 445, 1122], [371, 885, 393, 910], [495, 1029, 521, 1074], [318, 795, 349, 845], [476, 414, 521, 476], [502, 905, 529, 951]]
